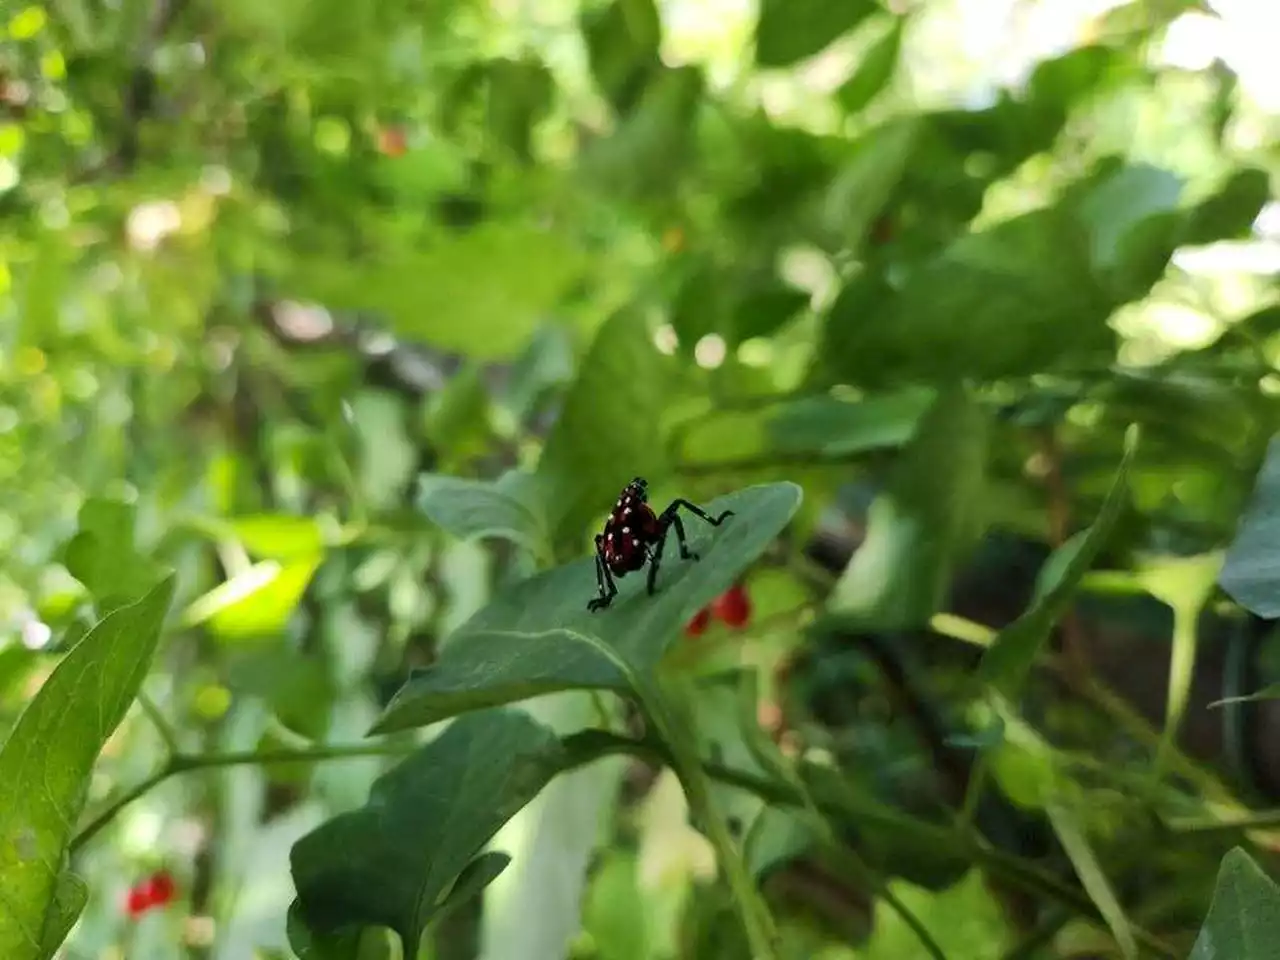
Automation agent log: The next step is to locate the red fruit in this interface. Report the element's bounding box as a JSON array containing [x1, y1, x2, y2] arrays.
[[685, 606, 712, 637], [125, 870, 176, 918], [712, 584, 751, 628], [148, 871, 176, 905], [378, 126, 408, 157]]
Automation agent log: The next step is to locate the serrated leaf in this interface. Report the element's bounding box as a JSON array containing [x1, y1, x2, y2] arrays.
[[830, 384, 988, 628], [537, 309, 672, 555], [0, 577, 175, 960], [978, 427, 1137, 695], [755, 0, 880, 68], [290, 709, 564, 955], [837, 16, 905, 115], [373, 483, 802, 733], [1189, 848, 1280, 960]]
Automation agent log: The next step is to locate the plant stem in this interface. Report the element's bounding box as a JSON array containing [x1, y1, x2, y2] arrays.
[[70, 740, 414, 854], [636, 675, 782, 960]]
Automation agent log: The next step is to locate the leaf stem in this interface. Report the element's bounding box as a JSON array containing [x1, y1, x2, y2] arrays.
[[137, 691, 182, 756], [71, 740, 414, 854], [638, 677, 782, 960]]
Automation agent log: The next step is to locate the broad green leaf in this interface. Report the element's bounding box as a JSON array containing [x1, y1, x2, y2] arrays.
[[415, 470, 551, 558], [755, 0, 879, 68], [860, 870, 1011, 960], [229, 514, 326, 561], [421, 362, 494, 469], [822, 118, 920, 251], [0, 576, 175, 960], [37, 872, 86, 959], [182, 558, 321, 641], [290, 709, 564, 956], [1047, 801, 1136, 958], [62, 498, 161, 613], [502, 323, 576, 423], [538, 309, 672, 554], [1220, 436, 1280, 617], [837, 16, 905, 115], [485, 57, 554, 161], [830, 384, 988, 629], [1074, 162, 1184, 296], [286, 901, 395, 960], [372, 482, 802, 733], [282, 221, 586, 359], [1184, 168, 1270, 246], [819, 204, 1112, 384], [582, 0, 662, 115], [978, 427, 1137, 695], [579, 65, 704, 201], [765, 387, 935, 458], [1189, 848, 1280, 960]]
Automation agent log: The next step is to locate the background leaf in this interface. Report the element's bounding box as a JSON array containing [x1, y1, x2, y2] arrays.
[[290, 709, 564, 955], [1219, 435, 1280, 617], [755, 0, 880, 68], [0, 576, 174, 960]]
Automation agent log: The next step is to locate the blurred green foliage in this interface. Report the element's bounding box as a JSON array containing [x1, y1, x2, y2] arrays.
[[2, 0, 1280, 957]]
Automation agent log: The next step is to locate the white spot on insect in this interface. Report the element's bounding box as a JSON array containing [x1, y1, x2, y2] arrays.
[[606, 533, 613, 542], [622, 527, 630, 534]]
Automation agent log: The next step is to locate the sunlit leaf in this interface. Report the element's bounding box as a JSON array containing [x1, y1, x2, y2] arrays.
[[0, 577, 175, 960], [755, 0, 879, 68]]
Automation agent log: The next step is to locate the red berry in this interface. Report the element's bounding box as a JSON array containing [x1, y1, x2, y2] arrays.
[[125, 871, 176, 917], [125, 886, 151, 917], [685, 606, 712, 637], [712, 584, 751, 628], [148, 871, 176, 905]]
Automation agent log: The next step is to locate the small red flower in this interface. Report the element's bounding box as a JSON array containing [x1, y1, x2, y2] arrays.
[[685, 606, 712, 637], [125, 870, 176, 918], [712, 583, 751, 628]]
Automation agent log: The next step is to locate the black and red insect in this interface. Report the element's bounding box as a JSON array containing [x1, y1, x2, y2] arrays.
[[587, 477, 734, 612]]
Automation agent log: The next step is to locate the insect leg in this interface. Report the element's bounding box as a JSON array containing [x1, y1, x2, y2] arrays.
[[646, 528, 669, 595], [588, 535, 618, 611], [663, 498, 735, 528]]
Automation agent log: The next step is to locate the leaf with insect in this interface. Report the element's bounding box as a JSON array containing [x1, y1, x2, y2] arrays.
[[371, 482, 802, 733]]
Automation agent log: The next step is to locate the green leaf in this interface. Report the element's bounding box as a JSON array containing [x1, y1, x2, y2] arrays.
[[282, 221, 586, 359], [485, 57, 554, 161], [421, 362, 494, 469], [62, 498, 162, 613], [829, 384, 988, 629], [860, 870, 1011, 960], [582, 0, 662, 115], [228, 514, 326, 561], [579, 65, 705, 201], [822, 117, 920, 251], [38, 872, 86, 959], [0, 576, 175, 960], [182, 558, 321, 642], [821, 204, 1114, 384], [755, 0, 879, 68], [837, 15, 905, 115], [1189, 848, 1280, 960], [977, 426, 1138, 695], [1073, 162, 1184, 297], [415, 470, 551, 558], [290, 709, 564, 955], [765, 386, 935, 458], [286, 901, 391, 960], [1047, 801, 1136, 958], [1220, 436, 1280, 617], [1183, 168, 1270, 246], [372, 482, 802, 733], [537, 309, 672, 554]]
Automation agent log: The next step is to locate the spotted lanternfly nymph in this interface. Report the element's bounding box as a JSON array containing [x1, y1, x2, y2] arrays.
[[587, 477, 734, 612]]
